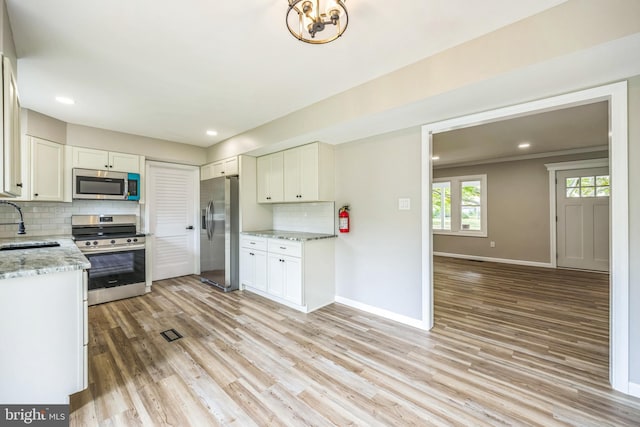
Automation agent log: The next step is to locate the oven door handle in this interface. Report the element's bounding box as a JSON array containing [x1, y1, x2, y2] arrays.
[[81, 245, 145, 255]]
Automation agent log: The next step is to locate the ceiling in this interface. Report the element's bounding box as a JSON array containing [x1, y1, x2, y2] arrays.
[[5, 0, 567, 147], [432, 101, 609, 167]]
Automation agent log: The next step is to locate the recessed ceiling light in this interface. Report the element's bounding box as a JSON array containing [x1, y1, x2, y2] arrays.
[[518, 142, 531, 149], [55, 96, 75, 105], [206, 130, 218, 137], [431, 156, 440, 161]]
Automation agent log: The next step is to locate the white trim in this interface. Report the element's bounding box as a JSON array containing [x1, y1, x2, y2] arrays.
[[421, 128, 434, 329], [434, 145, 608, 170], [434, 252, 554, 269], [544, 158, 609, 269], [629, 382, 640, 398], [545, 158, 608, 171], [421, 81, 629, 394], [335, 296, 428, 330]]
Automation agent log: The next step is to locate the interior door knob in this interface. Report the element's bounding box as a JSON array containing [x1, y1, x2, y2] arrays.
[[186, 225, 194, 230]]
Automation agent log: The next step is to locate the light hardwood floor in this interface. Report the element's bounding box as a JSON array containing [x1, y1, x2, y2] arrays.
[[70, 257, 640, 426]]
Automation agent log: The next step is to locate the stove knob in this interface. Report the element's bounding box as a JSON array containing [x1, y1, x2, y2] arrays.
[[110, 240, 116, 244], [85, 241, 91, 246], [133, 238, 138, 242], [93, 241, 98, 246], [127, 238, 132, 243]]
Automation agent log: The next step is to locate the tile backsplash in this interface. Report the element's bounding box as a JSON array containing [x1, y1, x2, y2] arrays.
[[272, 202, 335, 234], [0, 200, 140, 238]]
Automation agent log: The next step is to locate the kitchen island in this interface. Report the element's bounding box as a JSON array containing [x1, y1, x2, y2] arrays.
[[0, 237, 90, 405], [240, 230, 336, 312]]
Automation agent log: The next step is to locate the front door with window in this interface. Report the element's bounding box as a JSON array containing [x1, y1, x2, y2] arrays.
[[556, 167, 609, 272]]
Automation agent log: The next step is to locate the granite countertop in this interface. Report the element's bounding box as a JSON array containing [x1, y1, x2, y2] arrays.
[[242, 230, 337, 241], [0, 236, 91, 280]]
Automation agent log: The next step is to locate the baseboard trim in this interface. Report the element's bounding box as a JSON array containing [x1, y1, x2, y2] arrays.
[[629, 381, 640, 398], [334, 296, 428, 330], [433, 252, 554, 268]]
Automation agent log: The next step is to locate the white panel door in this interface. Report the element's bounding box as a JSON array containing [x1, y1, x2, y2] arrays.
[[556, 167, 609, 272], [148, 162, 199, 280]]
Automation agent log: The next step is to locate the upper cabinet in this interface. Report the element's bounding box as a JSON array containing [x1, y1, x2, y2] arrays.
[[256, 152, 284, 203], [201, 156, 238, 180], [31, 137, 65, 201], [0, 56, 22, 197], [71, 147, 140, 173], [257, 142, 334, 204]]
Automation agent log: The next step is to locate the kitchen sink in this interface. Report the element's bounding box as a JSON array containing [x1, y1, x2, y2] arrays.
[[0, 241, 61, 251]]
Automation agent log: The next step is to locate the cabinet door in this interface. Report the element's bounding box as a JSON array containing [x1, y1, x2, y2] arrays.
[[31, 138, 64, 201], [254, 250, 268, 292], [72, 147, 109, 170], [257, 153, 284, 203], [267, 253, 285, 297], [224, 157, 238, 176], [240, 247, 255, 288], [298, 143, 319, 201], [109, 152, 139, 172], [201, 163, 214, 180], [1, 57, 22, 197], [283, 147, 301, 201], [283, 255, 303, 305], [212, 161, 225, 177], [284, 144, 318, 202]]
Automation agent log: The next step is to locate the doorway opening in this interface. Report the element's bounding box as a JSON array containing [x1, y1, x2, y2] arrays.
[[421, 82, 629, 393]]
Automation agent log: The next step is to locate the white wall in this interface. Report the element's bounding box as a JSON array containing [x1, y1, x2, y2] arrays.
[[334, 127, 422, 319]]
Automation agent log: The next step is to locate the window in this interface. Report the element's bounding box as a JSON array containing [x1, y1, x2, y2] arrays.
[[432, 175, 487, 236], [565, 174, 610, 198]]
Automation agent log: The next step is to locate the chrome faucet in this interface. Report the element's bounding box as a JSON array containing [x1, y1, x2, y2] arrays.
[[0, 201, 26, 234]]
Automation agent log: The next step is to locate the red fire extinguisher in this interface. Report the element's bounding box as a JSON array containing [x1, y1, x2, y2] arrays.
[[339, 205, 350, 233]]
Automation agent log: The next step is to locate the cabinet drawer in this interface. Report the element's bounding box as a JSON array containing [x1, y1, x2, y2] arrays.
[[268, 239, 302, 257], [241, 235, 267, 250]]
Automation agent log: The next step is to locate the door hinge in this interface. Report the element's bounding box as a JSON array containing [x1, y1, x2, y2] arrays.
[[556, 215, 558, 222]]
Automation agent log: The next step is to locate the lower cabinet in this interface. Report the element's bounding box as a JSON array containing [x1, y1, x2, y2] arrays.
[[240, 234, 334, 313], [240, 246, 267, 292], [267, 253, 302, 305]]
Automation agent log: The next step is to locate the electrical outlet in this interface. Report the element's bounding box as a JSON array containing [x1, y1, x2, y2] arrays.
[[490, 241, 496, 248]]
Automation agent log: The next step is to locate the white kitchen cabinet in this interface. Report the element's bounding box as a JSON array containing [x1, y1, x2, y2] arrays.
[[268, 253, 302, 305], [0, 56, 22, 197], [240, 235, 268, 292], [201, 156, 238, 180], [71, 146, 140, 172], [0, 269, 87, 404], [31, 137, 65, 201], [241, 234, 335, 313], [258, 142, 333, 204], [256, 152, 284, 203]]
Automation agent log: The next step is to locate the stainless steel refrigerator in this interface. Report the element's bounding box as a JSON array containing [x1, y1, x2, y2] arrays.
[[199, 175, 239, 292]]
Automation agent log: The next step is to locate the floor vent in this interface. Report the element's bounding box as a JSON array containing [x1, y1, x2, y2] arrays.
[[160, 329, 183, 342]]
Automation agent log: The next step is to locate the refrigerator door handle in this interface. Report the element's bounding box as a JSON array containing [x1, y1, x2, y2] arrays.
[[207, 201, 214, 240]]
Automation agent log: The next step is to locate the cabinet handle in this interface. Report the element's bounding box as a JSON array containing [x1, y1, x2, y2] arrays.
[[250, 242, 255, 245], [16, 183, 22, 187], [280, 246, 286, 250], [249, 252, 254, 256], [105, 164, 109, 168], [266, 196, 271, 200], [220, 171, 225, 175], [34, 193, 39, 197]]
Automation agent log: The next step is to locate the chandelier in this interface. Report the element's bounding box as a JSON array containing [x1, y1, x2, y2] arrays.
[[286, 0, 349, 44]]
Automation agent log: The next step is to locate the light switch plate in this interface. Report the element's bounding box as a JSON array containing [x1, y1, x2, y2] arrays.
[[398, 198, 411, 210]]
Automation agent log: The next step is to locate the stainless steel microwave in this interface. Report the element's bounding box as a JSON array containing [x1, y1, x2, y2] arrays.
[[72, 168, 140, 201]]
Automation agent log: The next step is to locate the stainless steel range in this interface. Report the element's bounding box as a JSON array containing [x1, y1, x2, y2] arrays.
[[72, 214, 147, 306]]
